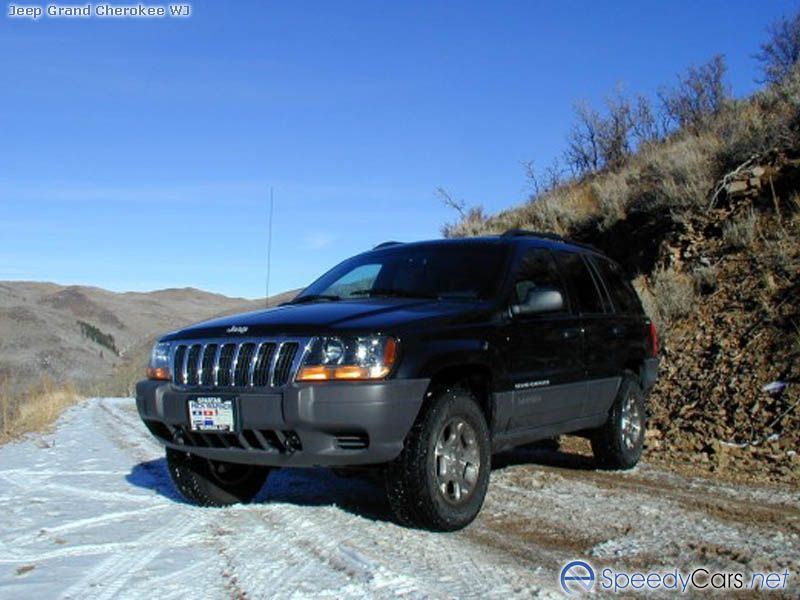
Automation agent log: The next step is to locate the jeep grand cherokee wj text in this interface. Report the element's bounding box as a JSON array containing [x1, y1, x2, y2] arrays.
[[137, 231, 659, 531]]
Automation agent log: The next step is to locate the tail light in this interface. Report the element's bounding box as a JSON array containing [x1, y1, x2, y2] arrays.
[[647, 322, 658, 357]]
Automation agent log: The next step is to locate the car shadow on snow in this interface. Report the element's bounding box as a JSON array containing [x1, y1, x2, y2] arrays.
[[492, 439, 599, 472], [126, 458, 395, 522], [126, 458, 189, 504], [127, 442, 597, 521]]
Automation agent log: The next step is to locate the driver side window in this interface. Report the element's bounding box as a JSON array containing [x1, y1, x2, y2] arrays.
[[513, 248, 566, 307]]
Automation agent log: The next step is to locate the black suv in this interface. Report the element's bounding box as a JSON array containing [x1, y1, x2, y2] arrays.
[[137, 231, 658, 530]]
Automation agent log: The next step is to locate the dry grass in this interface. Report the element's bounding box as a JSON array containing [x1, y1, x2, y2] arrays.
[[632, 133, 718, 209], [722, 208, 758, 249], [647, 267, 696, 326], [0, 376, 81, 444], [442, 66, 800, 246], [444, 131, 719, 242]]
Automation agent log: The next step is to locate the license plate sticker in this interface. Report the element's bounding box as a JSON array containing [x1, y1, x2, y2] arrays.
[[188, 397, 236, 432]]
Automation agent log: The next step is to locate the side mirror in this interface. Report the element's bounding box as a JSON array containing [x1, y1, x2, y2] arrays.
[[511, 287, 564, 317]]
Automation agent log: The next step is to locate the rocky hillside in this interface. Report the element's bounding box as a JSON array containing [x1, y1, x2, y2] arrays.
[[0, 282, 296, 393], [443, 48, 800, 484]]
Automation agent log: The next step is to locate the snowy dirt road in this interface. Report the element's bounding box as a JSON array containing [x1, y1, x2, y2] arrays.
[[0, 398, 798, 599]]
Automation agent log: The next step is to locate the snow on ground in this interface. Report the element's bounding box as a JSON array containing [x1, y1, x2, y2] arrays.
[[0, 398, 798, 599]]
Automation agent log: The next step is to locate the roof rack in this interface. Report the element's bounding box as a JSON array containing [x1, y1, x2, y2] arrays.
[[373, 240, 403, 250], [499, 229, 599, 252], [500, 229, 566, 241]]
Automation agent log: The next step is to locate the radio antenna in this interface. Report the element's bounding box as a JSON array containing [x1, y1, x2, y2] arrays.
[[266, 187, 274, 308]]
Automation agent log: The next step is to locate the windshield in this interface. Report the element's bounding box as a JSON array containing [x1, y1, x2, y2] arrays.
[[295, 243, 510, 302]]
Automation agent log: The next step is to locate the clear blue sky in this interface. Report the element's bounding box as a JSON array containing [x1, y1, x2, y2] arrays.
[[1, 0, 796, 298]]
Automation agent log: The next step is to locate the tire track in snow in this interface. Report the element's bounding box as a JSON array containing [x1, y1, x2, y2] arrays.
[[94, 397, 560, 597], [58, 513, 196, 600], [6, 505, 170, 547], [217, 502, 549, 598]]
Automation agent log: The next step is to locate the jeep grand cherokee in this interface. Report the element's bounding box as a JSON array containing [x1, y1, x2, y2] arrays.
[[137, 230, 659, 531]]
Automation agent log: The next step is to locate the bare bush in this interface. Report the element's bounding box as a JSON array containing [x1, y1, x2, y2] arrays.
[[755, 11, 800, 84], [437, 188, 489, 238], [722, 209, 757, 249], [565, 94, 635, 175], [441, 206, 487, 238], [630, 95, 665, 145], [660, 55, 729, 131], [522, 159, 564, 197], [597, 92, 633, 169], [436, 187, 467, 219], [564, 102, 602, 175], [650, 267, 696, 324]]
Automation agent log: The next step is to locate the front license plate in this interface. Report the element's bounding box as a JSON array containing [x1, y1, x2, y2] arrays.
[[188, 396, 236, 432]]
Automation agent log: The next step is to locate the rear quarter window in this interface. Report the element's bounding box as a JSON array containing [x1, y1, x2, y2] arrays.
[[592, 258, 644, 315]]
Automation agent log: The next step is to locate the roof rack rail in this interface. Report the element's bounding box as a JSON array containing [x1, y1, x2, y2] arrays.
[[500, 229, 565, 241], [373, 240, 403, 250], [499, 229, 599, 252]]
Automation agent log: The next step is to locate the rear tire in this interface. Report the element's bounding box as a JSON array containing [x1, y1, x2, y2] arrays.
[[384, 387, 491, 531], [591, 374, 645, 469], [166, 448, 270, 507]]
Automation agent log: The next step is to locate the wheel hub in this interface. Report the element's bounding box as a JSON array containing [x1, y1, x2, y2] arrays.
[[433, 417, 481, 505], [620, 394, 642, 450]]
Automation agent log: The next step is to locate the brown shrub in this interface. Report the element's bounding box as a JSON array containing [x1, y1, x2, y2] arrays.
[[722, 208, 757, 249], [632, 134, 718, 209], [591, 170, 630, 229], [442, 206, 488, 238], [648, 267, 696, 326]]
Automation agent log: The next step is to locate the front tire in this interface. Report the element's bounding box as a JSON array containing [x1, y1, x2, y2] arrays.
[[384, 387, 491, 531], [591, 374, 645, 469], [166, 448, 270, 507]]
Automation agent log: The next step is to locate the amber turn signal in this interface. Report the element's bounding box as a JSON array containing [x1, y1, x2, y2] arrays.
[[296, 365, 393, 381], [146, 367, 171, 381]]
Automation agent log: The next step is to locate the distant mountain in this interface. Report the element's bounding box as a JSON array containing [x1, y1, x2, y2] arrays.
[[0, 281, 297, 391]]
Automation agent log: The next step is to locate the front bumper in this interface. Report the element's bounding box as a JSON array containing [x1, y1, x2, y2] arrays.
[[135, 378, 429, 467]]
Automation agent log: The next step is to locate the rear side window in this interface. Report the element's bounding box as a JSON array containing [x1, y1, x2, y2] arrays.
[[553, 251, 606, 314], [592, 258, 643, 315], [512, 248, 566, 307]]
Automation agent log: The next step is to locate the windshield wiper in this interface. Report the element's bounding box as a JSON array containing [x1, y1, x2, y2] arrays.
[[350, 288, 439, 299], [290, 294, 341, 304]]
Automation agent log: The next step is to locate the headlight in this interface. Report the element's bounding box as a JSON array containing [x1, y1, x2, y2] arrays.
[[147, 341, 172, 380], [296, 336, 397, 381]]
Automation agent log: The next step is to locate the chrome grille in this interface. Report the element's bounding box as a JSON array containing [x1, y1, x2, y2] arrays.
[[234, 343, 256, 386], [185, 344, 201, 385], [273, 343, 298, 386], [200, 343, 217, 386], [171, 339, 304, 388], [252, 343, 276, 386]]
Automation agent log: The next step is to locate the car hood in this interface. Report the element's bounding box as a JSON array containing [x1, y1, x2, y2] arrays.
[[161, 299, 492, 341]]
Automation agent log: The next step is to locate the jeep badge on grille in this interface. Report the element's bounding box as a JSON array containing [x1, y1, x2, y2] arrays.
[[226, 326, 249, 334]]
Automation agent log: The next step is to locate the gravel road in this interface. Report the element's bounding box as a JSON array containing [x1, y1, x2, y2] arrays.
[[0, 398, 797, 598]]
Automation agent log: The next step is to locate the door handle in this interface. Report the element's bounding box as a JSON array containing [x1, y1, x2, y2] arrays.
[[611, 326, 625, 338], [562, 328, 581, 339]]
